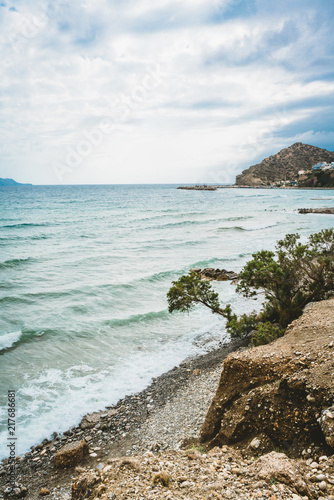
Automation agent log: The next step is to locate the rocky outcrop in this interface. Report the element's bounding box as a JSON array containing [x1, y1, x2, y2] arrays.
[[190, 268, 238, 281], [236, 143, 334, 186], [299, 207, 334, 214], [200, 298, 334, 457]]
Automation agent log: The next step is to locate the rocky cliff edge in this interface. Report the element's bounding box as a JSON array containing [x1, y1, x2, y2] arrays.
[[200, 298, 334, 458]]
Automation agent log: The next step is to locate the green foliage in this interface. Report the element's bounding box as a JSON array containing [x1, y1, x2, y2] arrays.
[[237, 229, 334, 328], [167, 272, 226, 317], [251, 322, 284, 346], [167, 229, 334, 345], [223, 304, 258, 339], [188, 444, 205, 453]]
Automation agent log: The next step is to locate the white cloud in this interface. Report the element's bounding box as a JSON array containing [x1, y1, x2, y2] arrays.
[[0, 0, 333, 184]]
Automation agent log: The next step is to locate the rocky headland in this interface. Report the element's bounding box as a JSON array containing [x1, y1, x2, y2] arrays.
[[236, 143, 334, 187], [1, 300, 333, 500]]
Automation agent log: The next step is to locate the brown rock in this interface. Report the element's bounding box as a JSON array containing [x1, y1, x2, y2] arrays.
[[118, 458, 141, 472], [248, 452, 309, 494], [318, 407, 334, 448], [152, 471, 171, 487], [72, 470, 100, 500], [200, 298, 334, 455], [79, 412, 101, 430], [192, 268, 238, 281], [54, 440, 89, 469], [39, 488, 50, 496]]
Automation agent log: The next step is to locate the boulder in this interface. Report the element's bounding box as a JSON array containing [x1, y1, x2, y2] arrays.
[[248, 452, 309, 495], [318, 407, 334, 448], [54, 440, 89, 469], [79, 412, 101, 430], [39, 488, 50, 496], [72, 471, 100, 500]]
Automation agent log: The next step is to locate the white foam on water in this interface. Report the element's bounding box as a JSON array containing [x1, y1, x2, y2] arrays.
[[0, 335, 206, 459], [0, 330, 22, 351]]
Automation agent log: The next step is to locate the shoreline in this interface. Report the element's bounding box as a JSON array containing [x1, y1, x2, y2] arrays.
[[0, 337, 248, 498]]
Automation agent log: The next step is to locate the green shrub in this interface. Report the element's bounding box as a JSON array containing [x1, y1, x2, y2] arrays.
[[251, 322, 284, 346], [167, 229, 334, 346]]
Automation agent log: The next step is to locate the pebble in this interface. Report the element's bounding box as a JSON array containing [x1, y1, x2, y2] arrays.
[[318, 480, 327, 490]]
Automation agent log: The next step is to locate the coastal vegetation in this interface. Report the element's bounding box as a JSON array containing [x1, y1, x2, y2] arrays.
[[167, 229, 334, 345]]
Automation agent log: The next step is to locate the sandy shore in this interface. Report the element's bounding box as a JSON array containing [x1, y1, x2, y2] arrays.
[[0, 337, 248, 499]]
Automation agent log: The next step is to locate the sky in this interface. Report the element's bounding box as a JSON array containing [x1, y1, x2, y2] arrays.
[[0, 0, 334, 185]]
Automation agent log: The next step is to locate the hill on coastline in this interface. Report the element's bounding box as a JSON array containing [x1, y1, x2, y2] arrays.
[[0, 178, 32, 186], [235, 142, 334, 186]]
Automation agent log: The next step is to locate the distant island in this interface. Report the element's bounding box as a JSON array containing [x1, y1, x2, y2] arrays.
[[0, 178, 32, 186], [236, 142, 334, 187]]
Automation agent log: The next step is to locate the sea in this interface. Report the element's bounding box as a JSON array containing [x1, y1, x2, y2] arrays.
[[0, 184, 333, 459]]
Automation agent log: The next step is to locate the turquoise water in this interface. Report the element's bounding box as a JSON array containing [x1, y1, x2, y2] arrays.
[[0, 184, 333, 458]]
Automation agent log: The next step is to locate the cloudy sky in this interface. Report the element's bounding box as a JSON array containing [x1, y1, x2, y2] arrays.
[[1, 0, 334, 184]]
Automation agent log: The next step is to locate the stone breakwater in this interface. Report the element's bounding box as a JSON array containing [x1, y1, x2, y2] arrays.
[[299, 208, 334, 214], [177, 185, 218, 191], [1, 301, 334, 499]]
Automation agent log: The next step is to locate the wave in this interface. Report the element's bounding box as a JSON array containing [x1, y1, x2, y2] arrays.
[[226, 216, 253, 221], [218, 226, 246, 231], [0, 330, 22, 351], [1, 222, 50, 229], [30, 234, 49, 240], [144, 218, 228, 231], [103, 309, 169, 328], [218, 223, 277, 232], [0, 257, 34, 269]]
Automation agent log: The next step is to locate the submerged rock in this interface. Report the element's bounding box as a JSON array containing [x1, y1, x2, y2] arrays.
[[190, 268, 238, 281]]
